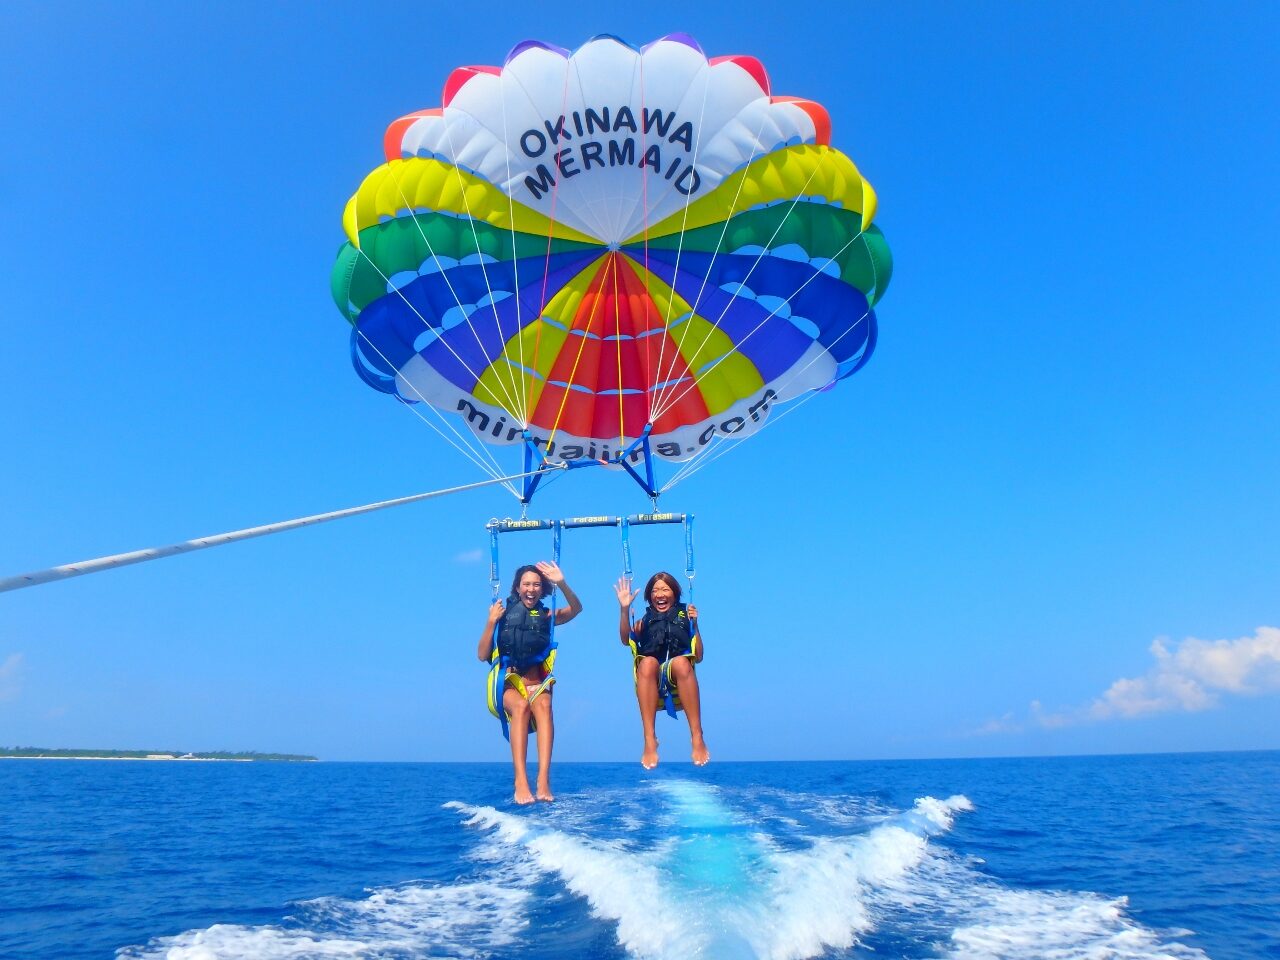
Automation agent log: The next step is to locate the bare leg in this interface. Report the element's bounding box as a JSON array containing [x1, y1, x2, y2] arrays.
[[504, 688, 535, 804], [635, 657, 661, 769], [530, 691, 555, 800], [670, 658, 709, 765]]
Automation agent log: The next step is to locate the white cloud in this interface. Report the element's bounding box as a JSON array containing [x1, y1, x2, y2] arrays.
[[974, 626, 1280, 732], [968, 712, 1021, 736], [1053, 626, 1280, 726], [0, 653, 23, 702], [453, 548, 484, 564]]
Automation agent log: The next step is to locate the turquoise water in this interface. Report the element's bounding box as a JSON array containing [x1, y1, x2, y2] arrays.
[[1, 753, 1276, 958]]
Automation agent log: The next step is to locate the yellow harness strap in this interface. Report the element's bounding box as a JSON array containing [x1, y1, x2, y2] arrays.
[[628, 636, 699, 714], [487, 649, 557, 731]]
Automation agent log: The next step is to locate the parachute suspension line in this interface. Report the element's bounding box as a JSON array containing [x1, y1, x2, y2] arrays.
[[353, 327, 518, 496], [593, 50, 657, 446], [400, 397, 514, 494], [648, 108, 779, 416], [0, 466, 563, 595], [384, 166, 527, 426], [645, 59, 716, 425], [650, 192, 864, 425], [662, 299, 876, 494], [525, 55, 579, 427], [513, 260, 659, 501], [638, 51, 651, 319], [373, 168, 506, 396], [544, 254, 617, 452], [613, 248, 627, 456], [662, 391, 818, 493], [347, 244, 514, 485], [436, 114, 529, 424], [647, 105, 777, 413], [351, 243, 505, 415], [400, 402, 519, 499], [564, 54, 612, 241], [606, 51, 654, 260], [658, 323, 874, 498], [499, 74, 530, 427], [657, 216, 880, 496], [636, 50, 655, 428], [653, 153, 836, 420], [350, 295, 514, 499], [669, 275, 877, 495], [650, 146, 837, 421]]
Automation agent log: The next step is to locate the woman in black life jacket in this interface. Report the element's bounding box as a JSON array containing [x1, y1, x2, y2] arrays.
[[478, 560, 582, 803], [614, 571, 709, 769]]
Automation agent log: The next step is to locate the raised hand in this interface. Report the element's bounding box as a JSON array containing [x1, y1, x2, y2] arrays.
[[535, 560, 565, 585], [614, 576, 638, 608]]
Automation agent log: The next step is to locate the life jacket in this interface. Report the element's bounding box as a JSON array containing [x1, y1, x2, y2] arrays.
[[497, 595, 553, 669], [634, 603, 694, 662], [487, 595, 558, 741]]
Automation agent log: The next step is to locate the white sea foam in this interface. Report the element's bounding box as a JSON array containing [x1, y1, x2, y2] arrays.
[[118, 787, 1206, 960], [116, 880, 530, 959], [855, 812, 1210, 960], [911, 794, 976, 831], [118, 924, 371, 959], [451, 785, 976, 960], [451, 800, 694, 958], [750, 796, 974, 960], [942, 887, 1209, 959]]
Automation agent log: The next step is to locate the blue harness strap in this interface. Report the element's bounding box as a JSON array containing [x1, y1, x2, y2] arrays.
[[484, 518, 562, 741], [622, 511, 699, 720], [488, 603, 559, 742], [629, 615, 699, 719]]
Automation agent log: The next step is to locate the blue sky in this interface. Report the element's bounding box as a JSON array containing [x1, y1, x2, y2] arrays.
[[1, 2, 1277, 762]]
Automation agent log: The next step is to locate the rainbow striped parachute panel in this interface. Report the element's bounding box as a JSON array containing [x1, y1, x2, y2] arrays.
[[331, 34, 892, 466]]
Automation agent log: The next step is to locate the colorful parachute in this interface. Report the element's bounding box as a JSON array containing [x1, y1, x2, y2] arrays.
[[331, 34, 891, 495]]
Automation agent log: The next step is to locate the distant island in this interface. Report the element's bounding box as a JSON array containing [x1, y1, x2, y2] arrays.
[[0, 747, 317, 761]]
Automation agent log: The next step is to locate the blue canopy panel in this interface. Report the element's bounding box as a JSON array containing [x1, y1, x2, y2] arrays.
[[637, 249, 874, 384], [351, 251, 602, 395]]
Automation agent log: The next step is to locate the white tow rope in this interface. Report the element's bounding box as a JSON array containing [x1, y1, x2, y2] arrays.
[[0, 467, 562, 594]]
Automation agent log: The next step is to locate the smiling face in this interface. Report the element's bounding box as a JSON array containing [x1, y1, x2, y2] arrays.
[[644, 573, 681, 612], [516, 570, 544, 607], [509, 564, 550, 607], [649, 578, 675, 611]]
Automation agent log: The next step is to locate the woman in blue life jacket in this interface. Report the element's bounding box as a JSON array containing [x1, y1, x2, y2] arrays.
[[614, 571, 709, 769], [479, 560, 582, 803]]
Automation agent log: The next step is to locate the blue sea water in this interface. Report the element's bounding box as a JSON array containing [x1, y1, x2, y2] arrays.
[[1, 753, 1277, 959]]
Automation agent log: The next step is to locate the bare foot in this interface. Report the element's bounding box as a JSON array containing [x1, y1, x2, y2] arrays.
[[641, 739, 659, 769], [514, 782, 535, 805], [691, 736, 710, 766], [536, 786, 555, 802]]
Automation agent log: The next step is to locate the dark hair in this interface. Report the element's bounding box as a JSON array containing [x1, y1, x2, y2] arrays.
[[643, 571, 682, 605], [509, 564, 552, 599]]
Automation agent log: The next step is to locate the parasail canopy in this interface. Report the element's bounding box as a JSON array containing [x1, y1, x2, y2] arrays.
[[331, 33, 892, 503]]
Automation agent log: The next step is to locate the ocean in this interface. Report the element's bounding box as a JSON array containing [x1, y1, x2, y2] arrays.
[[1, 753, 1276, 959]]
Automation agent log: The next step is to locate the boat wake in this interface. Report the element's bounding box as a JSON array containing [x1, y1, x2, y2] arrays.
[[118, 781, 1206, 959]]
